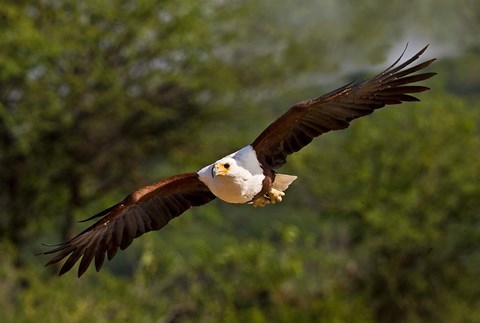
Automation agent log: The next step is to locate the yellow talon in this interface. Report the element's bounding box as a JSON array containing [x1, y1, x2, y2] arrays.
[[252, 189, 285, 207], [268, 188, 285, 204], [253, 196, 269, 208]]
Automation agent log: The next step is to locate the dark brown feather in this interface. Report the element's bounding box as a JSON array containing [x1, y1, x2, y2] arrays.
[[252, 45, 436, 169], [41, 173, 215, 276]]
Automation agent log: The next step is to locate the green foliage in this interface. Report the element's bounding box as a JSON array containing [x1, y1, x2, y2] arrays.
[[0, 0, 235, 242], [293, 94, 480, 322], [1, 1, 479, 322]]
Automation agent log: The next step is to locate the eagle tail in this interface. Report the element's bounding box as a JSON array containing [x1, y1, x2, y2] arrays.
[[272, 174, 298, 192]]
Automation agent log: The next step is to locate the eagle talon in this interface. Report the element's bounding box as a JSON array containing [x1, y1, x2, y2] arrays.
[[253, 196, 269, 208], [268, 188, 285, 204]]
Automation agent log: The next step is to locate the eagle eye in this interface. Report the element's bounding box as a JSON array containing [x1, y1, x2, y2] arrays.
[[224, 163, 230, 169]]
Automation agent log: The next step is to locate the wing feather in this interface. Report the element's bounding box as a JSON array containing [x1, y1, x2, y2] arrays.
[[41, 172, 216, 276], [252, 45, 436, 169], [94, 238, 107, 271]]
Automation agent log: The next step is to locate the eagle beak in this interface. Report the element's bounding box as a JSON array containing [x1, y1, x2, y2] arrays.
[[212, 163, 228, 177]]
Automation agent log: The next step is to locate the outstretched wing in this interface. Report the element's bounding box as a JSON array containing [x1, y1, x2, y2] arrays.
[[41, 173, 216, 277], [252, 45, 436, 169]]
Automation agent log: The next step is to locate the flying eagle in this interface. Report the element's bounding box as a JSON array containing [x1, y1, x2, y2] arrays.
[[42, 45, 436, 276]]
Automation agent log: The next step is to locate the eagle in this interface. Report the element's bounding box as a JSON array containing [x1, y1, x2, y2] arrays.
[[42, 45, 436, 276]]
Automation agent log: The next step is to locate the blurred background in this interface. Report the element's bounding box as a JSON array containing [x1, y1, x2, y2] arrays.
[[1, 0, 479, 322]]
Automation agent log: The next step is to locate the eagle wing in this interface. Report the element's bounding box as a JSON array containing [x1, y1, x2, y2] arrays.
[[42, 173, 216, 277], [252, 45, 436, 169]]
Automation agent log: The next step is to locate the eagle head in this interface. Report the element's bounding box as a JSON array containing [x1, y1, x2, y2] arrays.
[[212, 158, 237, 177]]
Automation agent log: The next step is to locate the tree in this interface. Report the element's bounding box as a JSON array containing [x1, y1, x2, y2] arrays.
[[0, 0, 230, 246], [295, 94, 480, 322]]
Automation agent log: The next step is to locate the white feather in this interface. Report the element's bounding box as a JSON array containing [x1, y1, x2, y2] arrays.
[[197, 145, 265, 204]]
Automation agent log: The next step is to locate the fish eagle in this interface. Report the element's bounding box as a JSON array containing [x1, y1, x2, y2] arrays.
[[42, 45, 436, 276]]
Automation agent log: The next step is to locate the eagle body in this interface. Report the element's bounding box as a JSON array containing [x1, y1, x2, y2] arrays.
[[197, 145, 266, 204], [41, 45, 437, 277], [197, 145, 297, 204]]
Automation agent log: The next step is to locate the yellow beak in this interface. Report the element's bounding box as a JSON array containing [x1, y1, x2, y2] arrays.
[[213, 163, 229, 176]]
